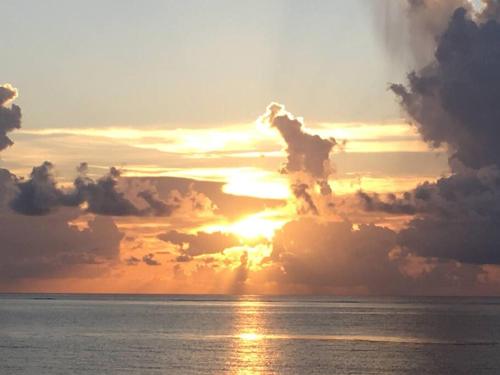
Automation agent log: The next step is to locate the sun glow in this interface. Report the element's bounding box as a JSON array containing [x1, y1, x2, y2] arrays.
[[202, 209, 289, 243], [229, 215, 285, 240]]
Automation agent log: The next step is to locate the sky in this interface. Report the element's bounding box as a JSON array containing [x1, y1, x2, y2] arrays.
[[3, 0, 406, 128], [2, 0, 500, 295]]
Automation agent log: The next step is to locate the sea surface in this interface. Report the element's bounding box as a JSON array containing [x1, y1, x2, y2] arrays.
[[1, 294, 500, 374]]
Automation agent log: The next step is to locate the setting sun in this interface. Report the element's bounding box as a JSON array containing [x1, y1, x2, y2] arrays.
[[229, 214, 285, 240]]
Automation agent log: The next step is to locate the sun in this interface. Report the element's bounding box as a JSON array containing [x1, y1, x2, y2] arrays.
[[229, 213, 285, 241], [200, 208, 290, 244]]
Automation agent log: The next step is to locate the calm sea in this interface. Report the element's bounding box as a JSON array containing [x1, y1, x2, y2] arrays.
[[1, 294, 500, 374]]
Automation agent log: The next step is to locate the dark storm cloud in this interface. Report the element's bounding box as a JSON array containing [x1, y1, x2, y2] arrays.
[[396, 166, 500, 265], [158, 230, 240, 257], [0, 84, 21, 152], [363, 6, 500, 266], [392, 7, 500, 170]]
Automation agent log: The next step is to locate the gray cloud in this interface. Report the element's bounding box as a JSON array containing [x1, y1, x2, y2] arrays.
[[399, 217, 500, 265], [142, 253, 161, 266], [271, 219, 398, 290], [9, 161, 215, 217], [291, 182, 319, 215], [73, 164, 143, 216], [0, 210, 124, 281], [158, 230, 240, 257], [263, 103, 336, 179], [392, 7, 500, 170], [267, 218, 483, 294], [261, 103, 336, 214], [357, 190, 417, 215], [10, 162, 80, 215], [363, 6, 500, 266], [0, 84, 21, 152], [360, 166, 500, 265]]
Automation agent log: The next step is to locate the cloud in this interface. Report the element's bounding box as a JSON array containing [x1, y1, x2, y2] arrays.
[[260, 103, 336, 214], [362, 6, 500, 267], [392, 7, 500, 170], [266, 218, 483, 294], [0, 168, 19, 208], [10, 161, 80, 215], [8, 161, 216, 217], [357, 190, 417, 215], [0, 210, 124, 282], [0, 84, 21, 152], [125, 256, 141, 266], [399, 217, 500, 265], [142, 253, 161, 266], [359, 165, 500, 217], [478, 0, 500, 21], [359, 166, 500, 265], [158, 230, 240, 257], [270, 219, 399, 291], [261, 103, 336, 179], [1, 87, 127, 282], [0, 86, 216, 219], [73, 164, 143, 216], [291, 182, 319, 215]]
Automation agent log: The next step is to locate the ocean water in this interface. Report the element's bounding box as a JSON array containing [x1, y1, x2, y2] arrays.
[[1, 295, 500, 374]]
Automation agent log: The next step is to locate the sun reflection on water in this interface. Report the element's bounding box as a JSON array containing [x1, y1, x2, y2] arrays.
[[238, 332, 262, 341], [229, 298, 276, 374]]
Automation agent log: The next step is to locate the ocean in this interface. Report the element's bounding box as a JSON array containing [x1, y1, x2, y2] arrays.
[[1, 294, 500, 374]]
